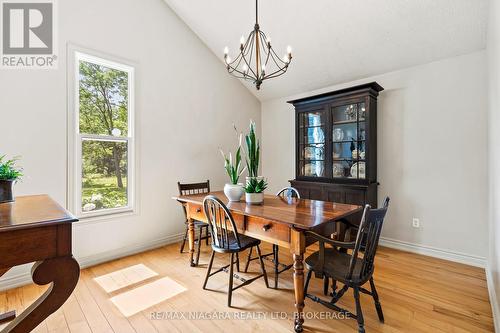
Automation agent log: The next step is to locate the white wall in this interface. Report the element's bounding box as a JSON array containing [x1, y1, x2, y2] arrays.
[[0, 0, 260, 288], [262, 51, 488, 262], [487, 0, 500, 329]]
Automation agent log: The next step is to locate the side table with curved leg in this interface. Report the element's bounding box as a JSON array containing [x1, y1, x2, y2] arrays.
[[0, 195, 80, 333]]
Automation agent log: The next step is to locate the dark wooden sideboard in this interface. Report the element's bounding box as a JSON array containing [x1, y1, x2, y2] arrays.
[[289, 82, 384, 218], [0, 195, 80, 333]]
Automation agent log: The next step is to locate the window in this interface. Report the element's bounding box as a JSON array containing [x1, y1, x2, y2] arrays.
[[70, 51, 135, 217]]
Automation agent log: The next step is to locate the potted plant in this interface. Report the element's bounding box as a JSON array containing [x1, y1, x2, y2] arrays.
[[220, 134, 246, 202], [0, 155, 23, 203], [245, 120, 260, 181], [243, 120, 267, 203], [244, 177, 267, 204]]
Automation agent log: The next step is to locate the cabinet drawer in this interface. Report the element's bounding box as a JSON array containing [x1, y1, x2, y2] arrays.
[[245, 216, 290, 243]]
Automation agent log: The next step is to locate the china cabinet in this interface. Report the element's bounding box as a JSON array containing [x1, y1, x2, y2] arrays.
[[289, 82, 383, 211]]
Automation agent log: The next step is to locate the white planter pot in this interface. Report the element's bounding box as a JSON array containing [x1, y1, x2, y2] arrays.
[[245, 192, 264, 205], [224, 183, 244, 202]]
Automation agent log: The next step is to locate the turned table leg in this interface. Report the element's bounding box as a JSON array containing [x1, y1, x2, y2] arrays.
[[1, 256, 79, 333], [188, 218, 196, 267], [291, 228, 306, 333]]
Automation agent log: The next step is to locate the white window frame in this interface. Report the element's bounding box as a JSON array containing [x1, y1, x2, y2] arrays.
[[68, 48, 136, 219]]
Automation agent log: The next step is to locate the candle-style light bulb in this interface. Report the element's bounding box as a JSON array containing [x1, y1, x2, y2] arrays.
[[240, 36, 245, 45], [287, 45, 292, 55], [224, 46, 229, 55], [242, 64, 248, 73], [261, 64, 266, 74], [266, 36, 271, 46]]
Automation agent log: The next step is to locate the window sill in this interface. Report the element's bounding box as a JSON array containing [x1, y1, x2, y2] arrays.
[[74, 208, 137, 227]]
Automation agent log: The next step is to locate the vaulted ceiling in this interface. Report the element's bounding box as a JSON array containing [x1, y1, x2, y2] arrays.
[[163, 0, 488, 101]]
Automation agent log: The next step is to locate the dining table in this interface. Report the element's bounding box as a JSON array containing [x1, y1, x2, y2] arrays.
[[173, 190, 362, 332]]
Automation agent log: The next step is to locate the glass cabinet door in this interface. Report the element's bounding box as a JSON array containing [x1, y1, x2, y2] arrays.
[[298, 111, 325, 177], [331, 102, 366, 180]]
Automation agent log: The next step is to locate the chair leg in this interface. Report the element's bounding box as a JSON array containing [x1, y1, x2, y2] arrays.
[[203, 251, 215, 290], [256, 245, 270, 288], [323, 276, 329, 295], [244, 247, 253, 273], [370, 277, 384, 323], [205, 226, 210, 245], [236, 252, 240, 272], [304, 270, 312, 294], [195, 227, 202, 266], [353, 287, 365, 333], [273, 244, 279, 289], [179, 224, 188, 253], [228, 253, 235, 307]]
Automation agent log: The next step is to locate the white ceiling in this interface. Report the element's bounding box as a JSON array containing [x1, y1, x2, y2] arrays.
[[163, 0, 488, 101]]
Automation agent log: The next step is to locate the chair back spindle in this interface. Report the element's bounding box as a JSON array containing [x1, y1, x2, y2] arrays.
[[203, 195, 241, 250]]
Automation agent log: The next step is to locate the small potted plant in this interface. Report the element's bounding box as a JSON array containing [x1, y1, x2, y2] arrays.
[[220, 134, 246, 202], [244, 177, 267, 205], [0, 155, 23, 203], [245, 120, 260, 181], [243, 120, 267, 203]]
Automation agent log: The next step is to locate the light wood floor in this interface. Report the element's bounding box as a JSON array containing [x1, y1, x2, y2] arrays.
[[0, 242, 494, 333]]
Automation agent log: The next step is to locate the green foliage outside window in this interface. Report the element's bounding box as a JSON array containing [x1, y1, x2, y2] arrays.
[[79, 60, 129, 212]]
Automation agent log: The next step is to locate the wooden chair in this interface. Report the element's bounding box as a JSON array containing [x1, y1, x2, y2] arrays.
[[303, 197, 390, 333], [243, 187, 300, 289], [202, 195, 269, 307], [177, 180, 211, 266]]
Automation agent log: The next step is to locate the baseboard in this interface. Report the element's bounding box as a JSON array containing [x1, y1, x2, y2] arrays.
[[77, 232, 184, 268], [486, 265, 500, 333], [379, 237, 487, 268], [0, 232, 185, 292]]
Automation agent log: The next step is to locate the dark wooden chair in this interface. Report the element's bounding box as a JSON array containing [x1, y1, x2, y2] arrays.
[[177, 180, 211, 266], [303, 197, 390, 333], [243, 187, 300, 289], [202, 195, 269, 307]]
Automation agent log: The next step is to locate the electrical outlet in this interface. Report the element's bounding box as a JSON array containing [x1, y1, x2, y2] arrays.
[[412, 218, 420, 228]]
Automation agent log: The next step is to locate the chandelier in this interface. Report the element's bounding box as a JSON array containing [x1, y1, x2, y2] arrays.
[[223, 0, 292, 90]]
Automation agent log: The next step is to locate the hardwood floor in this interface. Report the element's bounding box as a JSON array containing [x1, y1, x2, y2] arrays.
[[0, 242, 494, 333]]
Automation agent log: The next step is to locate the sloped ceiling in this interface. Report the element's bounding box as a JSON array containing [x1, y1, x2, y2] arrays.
[[163, 0, 488, 101]]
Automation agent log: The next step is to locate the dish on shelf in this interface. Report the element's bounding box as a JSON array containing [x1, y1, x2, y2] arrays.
[[333, 163, 344, 177], [333, 128, 344, 141], [350, 162, 366, 179], [304, 162, 324, 177], [304, 146, 324, 159]]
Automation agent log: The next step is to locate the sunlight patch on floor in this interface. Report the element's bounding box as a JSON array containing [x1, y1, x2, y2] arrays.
[[110, 276, 187, 317], [94, 263, 158, 293]]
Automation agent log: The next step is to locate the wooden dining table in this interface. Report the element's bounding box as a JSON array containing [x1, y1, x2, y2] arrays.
[[173, 191, 362, 333]]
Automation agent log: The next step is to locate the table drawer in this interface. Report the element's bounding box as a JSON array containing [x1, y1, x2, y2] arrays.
[[187, 204, 245, 230], [245, 216, 290, 243], [187, 203, 207, 222]]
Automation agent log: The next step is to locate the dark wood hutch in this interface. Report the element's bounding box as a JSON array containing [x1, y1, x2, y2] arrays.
[[289, 82, 384, 213]]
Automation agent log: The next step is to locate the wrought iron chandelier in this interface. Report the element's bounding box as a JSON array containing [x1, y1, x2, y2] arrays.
[[223, 0, 292, 90]]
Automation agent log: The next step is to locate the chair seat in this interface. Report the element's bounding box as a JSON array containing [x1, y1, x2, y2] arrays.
[[192, 220, 208, 227], [212, 233, 261, 253], [305, 248, 366, 283]]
